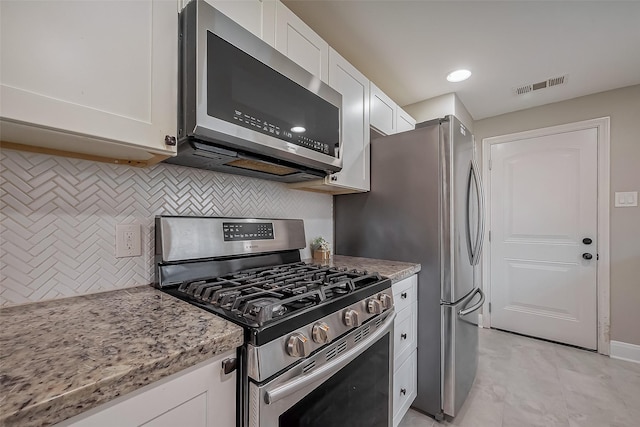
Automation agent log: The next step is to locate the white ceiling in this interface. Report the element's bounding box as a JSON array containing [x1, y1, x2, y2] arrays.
[[282, 0, 640, 120]]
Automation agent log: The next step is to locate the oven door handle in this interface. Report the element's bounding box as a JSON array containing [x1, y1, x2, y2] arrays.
[[265, 311, 396, 405]]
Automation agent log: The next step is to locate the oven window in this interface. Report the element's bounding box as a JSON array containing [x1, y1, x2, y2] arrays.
[[279, 334, 390, 427]]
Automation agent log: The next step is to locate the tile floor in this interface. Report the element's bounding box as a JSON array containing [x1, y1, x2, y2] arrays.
[[398, 328, 640, 427]]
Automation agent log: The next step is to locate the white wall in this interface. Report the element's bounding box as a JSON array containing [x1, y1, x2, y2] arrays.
[[474, 84, 640, 346], [403, 92, 474, 131], [0, 149, 333, 306]]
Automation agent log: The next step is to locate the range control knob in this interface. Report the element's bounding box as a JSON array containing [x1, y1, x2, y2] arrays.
[[379, 294, 393, 310], [343, 309, 361, 327], [312, 322, 331, 344], [286, 332, 310, 358], [367, 298, 383, 314]]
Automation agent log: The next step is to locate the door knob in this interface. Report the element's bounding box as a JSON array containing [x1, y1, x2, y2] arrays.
[[582, 238, 593, 245], [582, 253, 593, 260]]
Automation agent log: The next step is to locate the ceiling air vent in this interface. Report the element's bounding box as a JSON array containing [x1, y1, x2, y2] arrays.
[[513, 74, 568, 95]]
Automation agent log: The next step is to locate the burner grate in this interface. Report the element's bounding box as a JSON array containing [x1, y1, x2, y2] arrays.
[[172, 262, 384, 326]]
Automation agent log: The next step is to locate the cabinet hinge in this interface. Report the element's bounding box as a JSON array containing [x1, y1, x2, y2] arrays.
[[597, 253, 600, 260], [488, 302, 492, 313], [488, 230, 491, 242]]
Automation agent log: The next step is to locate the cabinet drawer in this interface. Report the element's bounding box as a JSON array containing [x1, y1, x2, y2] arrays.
[[394, 301, 417, 365], [393, 350, 417, 426], [392, 275, 417, 313]]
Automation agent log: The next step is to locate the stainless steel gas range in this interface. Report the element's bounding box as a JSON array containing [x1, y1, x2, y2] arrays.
[[154, 216, 395, 427]]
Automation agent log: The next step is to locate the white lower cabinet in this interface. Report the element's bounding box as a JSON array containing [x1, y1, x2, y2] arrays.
[[55, 350, 236, 427], [392, 275, 418, 427]]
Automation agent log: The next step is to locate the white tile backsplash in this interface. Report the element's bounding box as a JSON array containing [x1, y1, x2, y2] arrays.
[[0, 149, 333, 306]]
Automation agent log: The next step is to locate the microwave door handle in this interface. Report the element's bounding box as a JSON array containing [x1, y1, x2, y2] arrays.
[[265, 312, 396, 405]]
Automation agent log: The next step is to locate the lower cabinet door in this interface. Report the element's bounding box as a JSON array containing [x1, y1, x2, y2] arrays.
[[56, 349, 236, 427], [393, 350, 417, 427], [394, 304, 417, 365], [142, 393, 208, 427]]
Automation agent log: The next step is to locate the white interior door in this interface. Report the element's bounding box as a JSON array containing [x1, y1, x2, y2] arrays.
[[489, 128, 598, 349]]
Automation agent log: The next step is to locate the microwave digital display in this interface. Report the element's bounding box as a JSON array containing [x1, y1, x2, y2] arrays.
[[206, 31, 340, 158]]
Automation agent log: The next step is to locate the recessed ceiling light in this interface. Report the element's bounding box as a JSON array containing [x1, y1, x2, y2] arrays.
[[291, 126, 306, 133], [446, 69, 472, 83]]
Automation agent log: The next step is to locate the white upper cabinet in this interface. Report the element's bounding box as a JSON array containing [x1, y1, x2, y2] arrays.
[[0, 0, 178, 165], [326, 49, 370, 192], [370, 82, 397, 136], [273, 1, 329, 83], [396, 107, 417, 133], [370, 83, 416, 136], [289, 48, 370, 194], [203, 0, 276, 44]]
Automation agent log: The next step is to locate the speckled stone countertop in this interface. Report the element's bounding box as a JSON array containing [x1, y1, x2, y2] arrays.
[[304, 254, 421, 283], [0, 286, 243, 427]]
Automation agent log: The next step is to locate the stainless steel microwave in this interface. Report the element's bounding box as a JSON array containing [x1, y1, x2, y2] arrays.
[[167, 0, 343, 183]]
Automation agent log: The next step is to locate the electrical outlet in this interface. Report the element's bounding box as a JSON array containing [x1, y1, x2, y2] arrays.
[[116, 224, 142, 258]]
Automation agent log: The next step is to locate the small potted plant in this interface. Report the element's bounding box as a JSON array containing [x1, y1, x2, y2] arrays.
[[311, 236, 331, 261]]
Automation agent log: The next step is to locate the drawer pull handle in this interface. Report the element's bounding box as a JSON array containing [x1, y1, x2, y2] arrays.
[[401, 292, 407, 299], [401, 333, 407, 340], [400, 388, 407, 395]]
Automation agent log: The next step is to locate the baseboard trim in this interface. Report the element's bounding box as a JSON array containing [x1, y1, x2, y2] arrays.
[[610, 340, 640, 364]]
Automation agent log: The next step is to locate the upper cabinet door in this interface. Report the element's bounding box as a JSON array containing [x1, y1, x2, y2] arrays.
[[0, 0, 178, 162], [274, 2, 329, 83], [204, 0, 276, 44], [396, 107, 417, 133], [369, 83, 396, 136], [326, 48, 370, 192]]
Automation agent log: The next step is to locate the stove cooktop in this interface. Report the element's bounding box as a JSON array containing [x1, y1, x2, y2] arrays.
[[163, 261, 391, 345]]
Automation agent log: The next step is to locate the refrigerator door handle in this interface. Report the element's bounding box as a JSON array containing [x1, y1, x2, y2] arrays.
[[470, 159, 485, 266], [465, 162, 475, 264], [458, 287, 485, 316]]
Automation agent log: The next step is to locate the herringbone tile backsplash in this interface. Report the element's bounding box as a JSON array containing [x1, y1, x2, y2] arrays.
[[0, 149, 333, 306]]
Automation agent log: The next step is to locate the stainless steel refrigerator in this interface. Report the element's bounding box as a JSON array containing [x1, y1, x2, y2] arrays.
[[334, 115, 485, 420]]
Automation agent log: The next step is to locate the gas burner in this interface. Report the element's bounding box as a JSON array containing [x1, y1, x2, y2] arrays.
[[243, 298, 287, 323]]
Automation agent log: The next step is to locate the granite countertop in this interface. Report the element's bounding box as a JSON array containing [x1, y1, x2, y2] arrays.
[[305, 254, 421, 283], [0, 286, 244, 427], [0, 255, 418, 427]]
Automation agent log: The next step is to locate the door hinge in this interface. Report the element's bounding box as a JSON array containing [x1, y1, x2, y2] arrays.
[[488, 230, 491, 242], [597, 253, 600, 260], [488, 159, 492, 170], [488, 302, 492, 313]]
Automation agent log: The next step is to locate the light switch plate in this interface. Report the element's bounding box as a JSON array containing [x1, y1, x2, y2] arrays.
[[116, 223, 142, 257], [614, 191, 638, 207]]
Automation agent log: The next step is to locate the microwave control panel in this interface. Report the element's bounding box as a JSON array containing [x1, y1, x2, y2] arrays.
[[232, 110, 331, 155]]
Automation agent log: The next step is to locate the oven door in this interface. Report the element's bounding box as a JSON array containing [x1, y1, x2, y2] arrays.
[[248, 311, 395, 427]]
